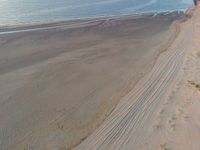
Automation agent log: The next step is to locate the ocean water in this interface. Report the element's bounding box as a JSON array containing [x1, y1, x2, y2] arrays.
[[0, 0, 194, 25]]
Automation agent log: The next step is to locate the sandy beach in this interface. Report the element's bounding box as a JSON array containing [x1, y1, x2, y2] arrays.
[[0, 7, 199, 150], [74, 6, 200, 150]]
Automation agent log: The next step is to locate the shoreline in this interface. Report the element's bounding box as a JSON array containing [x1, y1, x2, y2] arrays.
[[0, 10, 187, 34], [0, 9, 187, 28]]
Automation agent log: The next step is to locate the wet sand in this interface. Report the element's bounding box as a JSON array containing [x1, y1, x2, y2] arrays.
[[0, 12, 185, 150]]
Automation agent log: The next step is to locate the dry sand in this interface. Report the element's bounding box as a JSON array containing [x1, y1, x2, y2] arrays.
[[0, 10, 197, 150], [139, 6, 200, 150]]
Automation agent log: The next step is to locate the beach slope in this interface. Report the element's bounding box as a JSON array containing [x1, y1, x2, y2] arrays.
[[75, 6, 200, 150], [0, 13, 185, 150]]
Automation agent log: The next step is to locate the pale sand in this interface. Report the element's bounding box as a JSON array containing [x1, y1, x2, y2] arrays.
[[138, 6, 200, 150], [0, 12, 189, 150]]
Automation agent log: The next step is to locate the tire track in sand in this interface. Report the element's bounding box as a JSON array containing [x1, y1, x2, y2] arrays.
[[74, 22, 185, 150]]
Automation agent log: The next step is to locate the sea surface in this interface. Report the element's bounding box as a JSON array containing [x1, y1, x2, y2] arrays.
[[0, 0, 194, 26]]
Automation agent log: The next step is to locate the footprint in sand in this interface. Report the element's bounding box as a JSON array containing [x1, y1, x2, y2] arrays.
[[176, 107, 184, 115], [183, 115, 192, 122], [168, 117, 176, 131], [177, 106, 192, 122], [187, 80, 200, 93], [152, 124, 163, 132], [160, 143, 170, 150]]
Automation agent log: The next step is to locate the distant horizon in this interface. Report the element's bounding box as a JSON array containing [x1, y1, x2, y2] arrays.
[[0, 0, 194, 26]]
